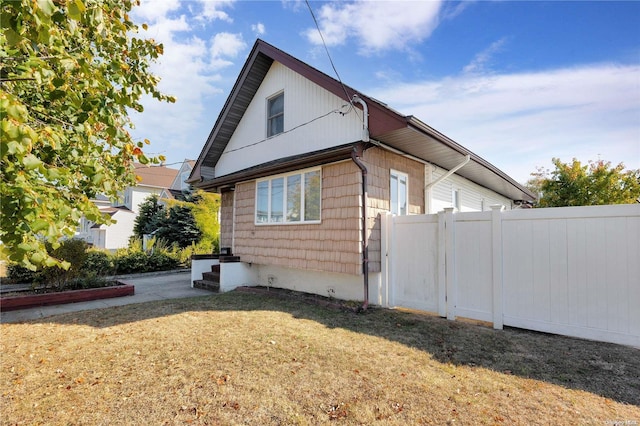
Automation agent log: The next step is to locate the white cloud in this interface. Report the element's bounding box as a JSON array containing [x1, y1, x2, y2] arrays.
[[128, 1, 240, 155], [252, 22, 266, 36], [463, 38, 508, 75], [196, 0, 235, 22], [304, 0, 443, 54], [370, 64, 640, 183], [134, 0, 181, 23], [210, 32, 246, 59]]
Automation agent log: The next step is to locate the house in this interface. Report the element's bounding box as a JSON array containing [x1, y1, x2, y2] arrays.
[[160, 159, 196, 201], [123, 163, 180, 212], [76, 162, 187, 250], [189, 39, 535, 305]]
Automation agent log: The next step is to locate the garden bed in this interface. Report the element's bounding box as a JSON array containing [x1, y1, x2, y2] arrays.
[[0, 281, 134, 311]]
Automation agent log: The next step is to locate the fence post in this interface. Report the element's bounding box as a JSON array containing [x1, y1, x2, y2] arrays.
[[380, 212, 391, 308], [437, 210, 447, 317], [491, 205, 504, 329], [444, 207, 456, 321]]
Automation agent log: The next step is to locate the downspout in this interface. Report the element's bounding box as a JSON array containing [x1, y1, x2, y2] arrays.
[[351, 94, 369, 310], [352, 146, 369, 311]]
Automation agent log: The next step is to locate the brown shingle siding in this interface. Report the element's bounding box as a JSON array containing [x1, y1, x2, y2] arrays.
[[222, 148, 424, 276], [220, 190, 234, 248], [361, 147, 425, 273], [232, 162, 363, 274]]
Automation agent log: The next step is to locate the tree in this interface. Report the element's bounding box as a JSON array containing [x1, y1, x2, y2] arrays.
[[132, 195, 165, 239], [527, 158, 640, 207], [132, 195, 203, 249], [0, 0, 174, 270], [155, 204, 202, 249], [188, 190, 221, 252]]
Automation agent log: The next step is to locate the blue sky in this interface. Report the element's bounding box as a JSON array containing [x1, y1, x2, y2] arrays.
[[129, 0, 640, 184]]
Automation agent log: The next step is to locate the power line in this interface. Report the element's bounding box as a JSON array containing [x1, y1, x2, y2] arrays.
[[220, 105, 349, 156], [305, 0, 354, 108]]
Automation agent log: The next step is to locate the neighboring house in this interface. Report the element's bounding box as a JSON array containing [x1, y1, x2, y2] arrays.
[[189, 39, 535, 304], [76, 163, 185, 250], [123, 163, 180, 212], [160, 159, 196, 201], [82, 206, 136, 250]]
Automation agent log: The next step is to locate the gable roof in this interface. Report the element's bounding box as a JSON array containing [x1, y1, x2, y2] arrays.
[[134, 163, 180, 189], [191, 39, 534, 202], [169, 159, 196, 190]]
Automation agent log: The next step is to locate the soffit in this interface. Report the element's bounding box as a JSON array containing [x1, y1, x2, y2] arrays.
[[376, 122, 535, 202]]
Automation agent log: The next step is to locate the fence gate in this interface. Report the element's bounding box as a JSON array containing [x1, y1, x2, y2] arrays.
[[384, 214, 444, 315]]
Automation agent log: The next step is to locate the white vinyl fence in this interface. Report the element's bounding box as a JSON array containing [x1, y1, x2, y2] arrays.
[[380, 204, 640, 347]]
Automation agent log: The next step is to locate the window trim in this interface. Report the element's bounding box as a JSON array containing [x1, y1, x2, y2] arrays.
[[255, 167, 322, 225], [266, 91, 284, 138], [390, 169, 409, 215]]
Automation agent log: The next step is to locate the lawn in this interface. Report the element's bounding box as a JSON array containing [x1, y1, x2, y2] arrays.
[[1, 290, 638, 425]]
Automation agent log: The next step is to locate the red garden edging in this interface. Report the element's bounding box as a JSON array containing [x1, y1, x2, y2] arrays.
[[0, 283, 135, 312]]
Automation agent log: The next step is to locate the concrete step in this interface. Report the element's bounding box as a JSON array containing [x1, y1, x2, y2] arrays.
[[193, 280, 220, 292], [202, 271, 220, 282]]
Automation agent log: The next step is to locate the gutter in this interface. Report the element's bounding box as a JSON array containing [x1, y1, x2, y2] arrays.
[[351, 94, 370, 311]]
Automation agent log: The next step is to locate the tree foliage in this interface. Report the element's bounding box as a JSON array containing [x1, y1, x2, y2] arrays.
[[132, 194, 165, 238], [156, 204, 201, 249], [527, 158, 640, 207], [0, 0, 174, 269], [132, 195, 204, 249], [188, 190, 220, 253]]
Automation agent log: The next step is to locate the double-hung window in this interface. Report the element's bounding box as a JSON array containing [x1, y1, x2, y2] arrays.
[[267, 92, 284, 137], [390, 170, 408, 215], [256, 168, 321, 224]]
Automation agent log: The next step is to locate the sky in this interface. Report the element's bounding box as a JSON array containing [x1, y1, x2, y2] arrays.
[[128, 0, 640, 184]]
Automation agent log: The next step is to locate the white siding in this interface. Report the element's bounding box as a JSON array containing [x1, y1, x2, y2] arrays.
[[103, 211, 136, 250], [216, 62, 363, 177], [429, 166, 513, 213], [130, 187, 163, 213]]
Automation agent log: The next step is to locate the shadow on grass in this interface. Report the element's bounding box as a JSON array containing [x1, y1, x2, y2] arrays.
[[21, 288, 640, 406]]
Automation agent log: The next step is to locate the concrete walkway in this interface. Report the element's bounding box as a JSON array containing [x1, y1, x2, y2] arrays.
[[0, 270, 214, 323]]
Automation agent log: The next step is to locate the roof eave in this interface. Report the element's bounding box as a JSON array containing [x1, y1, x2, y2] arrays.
[[195, 144, 356, 192], [406, 117, 535, 201]]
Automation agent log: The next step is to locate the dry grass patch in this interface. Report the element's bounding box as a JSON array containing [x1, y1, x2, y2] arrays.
[[1, 291, 638, 425]]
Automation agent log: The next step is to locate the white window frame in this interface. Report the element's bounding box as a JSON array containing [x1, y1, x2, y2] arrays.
[[390, 169, 409, 215], [255, 167, 322, 225], [266, 91, 284, 138]]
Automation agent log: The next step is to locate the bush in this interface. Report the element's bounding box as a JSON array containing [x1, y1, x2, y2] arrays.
[[83, 250, 114, 276], [41, 239, 89, 289], [6, 263, 39, 284], [147, 252, 180, 271], [6, 237, 188, 287], [63, 275, 113, 290], [114, 251, 148, 274]]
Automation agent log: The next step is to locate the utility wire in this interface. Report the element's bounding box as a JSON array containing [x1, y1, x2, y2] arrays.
[[220, 105, 349, 156], [305, 0, 353, 108]]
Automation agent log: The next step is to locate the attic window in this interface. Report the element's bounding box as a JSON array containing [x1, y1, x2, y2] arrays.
[[267, 92, 284, 137]]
